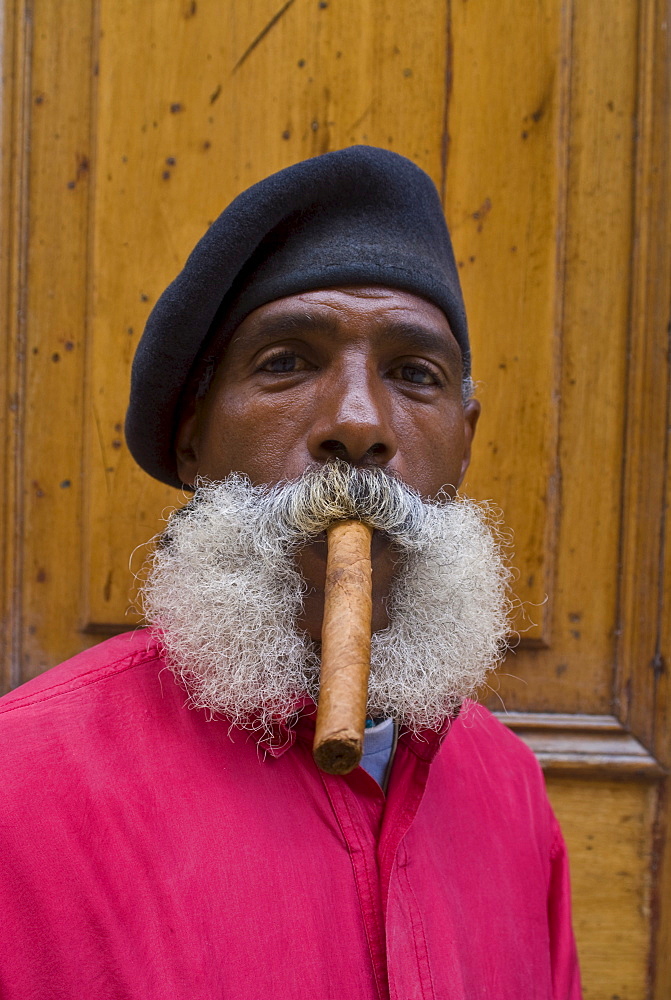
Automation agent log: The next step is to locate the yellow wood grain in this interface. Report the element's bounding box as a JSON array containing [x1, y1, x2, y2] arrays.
[[547, 777, 656, 1000], [653, 780, 671, 1000], [3, 0, 99, 678], [447, 0, 567, 650], [459, 0, 640, 716], [548, 0, 639, 714], [655, 402, 671, 996]]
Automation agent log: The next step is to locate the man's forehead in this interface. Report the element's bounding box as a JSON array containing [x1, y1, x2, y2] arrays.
[[227, 285, 459, 356]]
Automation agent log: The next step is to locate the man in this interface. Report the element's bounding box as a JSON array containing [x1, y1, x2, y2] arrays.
[[0, 146, 581, 998]]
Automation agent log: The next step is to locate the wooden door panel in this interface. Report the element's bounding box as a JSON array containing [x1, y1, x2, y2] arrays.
[[548, 776, 658, 998], [450, 0, 640, 716], [447, 0, 568, 652]]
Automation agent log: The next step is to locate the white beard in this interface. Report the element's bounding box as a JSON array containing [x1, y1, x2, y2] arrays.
[[141, 463, 512, 737]]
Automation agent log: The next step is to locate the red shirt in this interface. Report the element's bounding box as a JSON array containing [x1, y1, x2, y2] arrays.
[[0, 630, 581, 999]]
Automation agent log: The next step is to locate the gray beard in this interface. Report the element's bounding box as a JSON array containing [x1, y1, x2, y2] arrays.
[[141, 462, 512, 737]]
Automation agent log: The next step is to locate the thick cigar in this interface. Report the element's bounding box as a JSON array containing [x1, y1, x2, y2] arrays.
[[313, 519, 374, 775]]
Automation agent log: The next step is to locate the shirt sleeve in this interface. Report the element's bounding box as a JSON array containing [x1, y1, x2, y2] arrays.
[[547, 815, 583, 1000]]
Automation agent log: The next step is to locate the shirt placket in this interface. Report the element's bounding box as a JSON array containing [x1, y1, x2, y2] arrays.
[[320, 770, 389, 999], [377, 736, 444, 1000]]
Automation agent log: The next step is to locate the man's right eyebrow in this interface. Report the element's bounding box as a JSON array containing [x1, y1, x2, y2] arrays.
[[242, 311, 340, 346]]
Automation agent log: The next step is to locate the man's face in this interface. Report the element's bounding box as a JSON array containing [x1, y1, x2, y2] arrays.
[[175, 286, 480, 637]]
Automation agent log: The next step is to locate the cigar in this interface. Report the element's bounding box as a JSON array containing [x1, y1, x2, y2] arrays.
[[313, 519, 374, 775]]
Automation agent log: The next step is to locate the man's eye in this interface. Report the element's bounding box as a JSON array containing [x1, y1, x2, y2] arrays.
[[260, 352, 305, 373], [394, 363, 439, 386]]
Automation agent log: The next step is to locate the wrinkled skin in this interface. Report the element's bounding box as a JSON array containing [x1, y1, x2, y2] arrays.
[[176, 286, 480, 640]]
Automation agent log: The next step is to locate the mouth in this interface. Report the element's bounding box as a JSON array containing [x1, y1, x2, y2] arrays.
[[296, 528, 397, 597], [298, 526, 393, 563], [294, 526, 400, 639]]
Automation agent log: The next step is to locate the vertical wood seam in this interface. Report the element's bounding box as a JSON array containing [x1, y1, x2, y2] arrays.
[[649, 0, 671, 755], [613, 0, 646, 736], [3, 2, 33, 690], [439, 0, 452, 208], [80, 0, 101, 635], [0, 0, 17, 687], [647, 4, 671, 996], [614, 0, 669, 754], [652, 297, 671, 747], [549, 0, 575, 649]]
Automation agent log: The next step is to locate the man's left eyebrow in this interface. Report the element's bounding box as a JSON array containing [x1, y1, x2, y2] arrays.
[[384, 322, 461, 364]]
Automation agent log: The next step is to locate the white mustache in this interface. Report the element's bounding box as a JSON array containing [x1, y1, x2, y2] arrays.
[[163, 459, 430, 552]]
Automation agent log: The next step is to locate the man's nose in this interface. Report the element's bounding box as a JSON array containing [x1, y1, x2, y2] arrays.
[[306, 370, 398, 466]]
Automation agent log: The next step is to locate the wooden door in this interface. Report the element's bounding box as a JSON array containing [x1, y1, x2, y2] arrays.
[[2, 1, 669, 995]]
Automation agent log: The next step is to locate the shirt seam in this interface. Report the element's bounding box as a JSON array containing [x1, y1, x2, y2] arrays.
[[0, 647, 160, 716]]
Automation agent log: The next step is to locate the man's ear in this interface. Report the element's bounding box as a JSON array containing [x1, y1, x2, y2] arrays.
[[174, 396, 201, 486], [458, 398, 481, 487]]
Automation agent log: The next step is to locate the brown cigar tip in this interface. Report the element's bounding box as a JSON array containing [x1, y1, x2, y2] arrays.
[[313, 734, 363, 775]]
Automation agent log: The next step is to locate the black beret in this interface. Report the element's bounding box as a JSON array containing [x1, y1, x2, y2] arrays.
[[125, 145, 468, 488]]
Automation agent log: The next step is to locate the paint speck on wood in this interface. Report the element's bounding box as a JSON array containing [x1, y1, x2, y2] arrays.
[[472, 197, 492, 231]]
